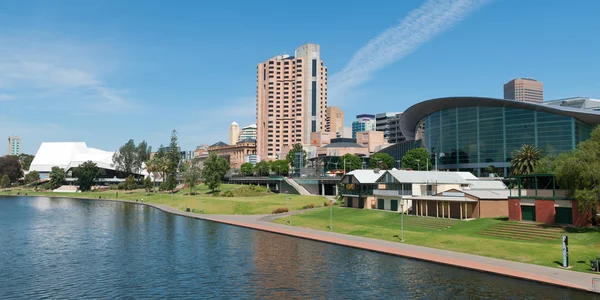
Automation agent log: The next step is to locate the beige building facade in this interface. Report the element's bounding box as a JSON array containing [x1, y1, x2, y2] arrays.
[[325, 106, 344, 137], [229, 122, 240, 145], [503, 78, 543, 103], [256, 43, 327, 160], [208, 140, 257, 169]]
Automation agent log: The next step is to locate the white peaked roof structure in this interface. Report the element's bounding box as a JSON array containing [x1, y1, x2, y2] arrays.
[[29, 142, 147, 175]]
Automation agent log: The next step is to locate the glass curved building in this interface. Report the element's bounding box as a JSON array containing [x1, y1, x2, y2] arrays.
[[398, 97, 600, 176]]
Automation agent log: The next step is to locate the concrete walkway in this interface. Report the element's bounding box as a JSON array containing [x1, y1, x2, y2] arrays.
[[126, 201, 600, 294]]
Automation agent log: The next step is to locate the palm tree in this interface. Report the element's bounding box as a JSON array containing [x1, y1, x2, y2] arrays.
[[510, 145, 542, 175]]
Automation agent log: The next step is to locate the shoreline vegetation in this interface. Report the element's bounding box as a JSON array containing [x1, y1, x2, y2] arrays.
[[0, 184, 328, 215], [272, 207, 600, 274]]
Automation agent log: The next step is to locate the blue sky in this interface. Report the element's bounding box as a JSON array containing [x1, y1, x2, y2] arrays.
[[1, 0, 599, 154]]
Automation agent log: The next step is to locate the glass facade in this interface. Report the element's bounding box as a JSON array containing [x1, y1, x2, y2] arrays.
[[419, 106, 592, 176]]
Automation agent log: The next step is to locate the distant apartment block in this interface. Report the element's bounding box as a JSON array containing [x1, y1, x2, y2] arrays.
[[351, 114, 376, 138], [238, 124, 257, 142], [504, 78, 543, 103], [325, 106, 344, 137], [376, 112, 405, 144], [7, 136, 21, 156], [256, 43, 328, 160]]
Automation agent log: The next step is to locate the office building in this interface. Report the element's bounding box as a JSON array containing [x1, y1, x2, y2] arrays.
[[208, 140, 257, 169], [229, 122, 240, 145], [389, 96, 600, 176], [325, 106, 344, 137], [7, 136, 21, 156], [375, 112, 405, 143], [503, 78, 543, 103], [238, 124, 257, 142], [351, 114, 376, 138], [256, 43, 328, 160]]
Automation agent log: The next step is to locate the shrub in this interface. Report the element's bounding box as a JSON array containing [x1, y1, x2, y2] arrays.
[[301, 203, 315, 210], [222, 190, 234, 197], [159, 182, 170, 191], [324, 201, 330, 207], [272, 207, 289, 214]]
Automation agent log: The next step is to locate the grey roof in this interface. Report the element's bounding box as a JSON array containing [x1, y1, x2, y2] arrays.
[[238, 138, 256, 144], [400, 96, 600, 140], [322, 142, 364, 148], [210, 141, 228, 147], [387, 169, 472, 184], [467, 180, 507, 189], [461, 189, 510, 199], [344, 169, 385, 183], [407, 195, 478, 202]]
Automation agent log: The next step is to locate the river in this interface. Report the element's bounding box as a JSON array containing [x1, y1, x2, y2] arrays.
[[0, 196, 595, 299]]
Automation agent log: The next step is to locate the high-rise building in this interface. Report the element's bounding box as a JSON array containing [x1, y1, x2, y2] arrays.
[[351, 114, 376, 138], [325, 106, 344, 137], [256, 43, 327, 160], [7, 136, 21, 156], [504, 78, 543, 103], [229, 122, 240, 145], [238, 124, 257, 142], [376, 112, 405, 144]]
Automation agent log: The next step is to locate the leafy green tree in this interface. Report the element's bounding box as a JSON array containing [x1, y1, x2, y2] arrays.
[[285, 143, 307, 168], [48, 166, 66, 189], [533, 156, 555, 174], [136, 141, 152, 165], [240, 162, 254, 176], [124, 175, 137, 190], [143, 176, 153, 193], [510, 145, 542, 175], [112, 139, 151, 176], [254, 161, 270, 176], [401, 148, 432, 170], [0, 174, 10, 188], [270, 160, 290, 176], [369, 153, 394, 170], [202, 152, 230, 192], [0, 155, 24, 183], [553, 127, 600, 219], [18, 154, 35, 171], [24, 171, 40, 184], [73, 161, 105, 192], [340, 154, 362, 172], [183, 165, 202, 194]]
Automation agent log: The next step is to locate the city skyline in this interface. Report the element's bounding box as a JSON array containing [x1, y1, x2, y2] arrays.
[[1, 0, 600, 154]]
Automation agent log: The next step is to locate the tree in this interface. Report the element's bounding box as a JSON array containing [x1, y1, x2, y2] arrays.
[[73, 161, 105, 192], [533, 157, 555, 174], [270, 160, 290, 176], [124, 175, 137, 190], [24, 171, 40, 184], [202, 152, 230, 192], [285, 143, 307, 168], [240, 162, 254, 176], [0, 174, 9, 188], [112, 139, 151, 176], [143, 176, 154, 193], [183, 165, 202, 194], [340, 154, 362, 173], [254, 161, 270, 176], [136, 141, 152, 165], [18, 154, 35, 171], [510, 145, 542, 175], [164, 130, 180, 191], [552, 127, 600, 220], [48, 167, 66, 189], [401, 148, 432, 170], [0, 155, 24, 183], [369, 153, 394, 170]]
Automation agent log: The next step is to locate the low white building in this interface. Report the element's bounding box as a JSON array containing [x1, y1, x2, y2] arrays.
[[29, 142, 147, 179]]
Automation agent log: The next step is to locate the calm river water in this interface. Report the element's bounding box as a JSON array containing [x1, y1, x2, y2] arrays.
[[0, 196, 595, 299]]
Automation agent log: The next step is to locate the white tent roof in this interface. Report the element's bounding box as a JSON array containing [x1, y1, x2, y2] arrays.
[[346, 169, 385, 183], [29, 142, 146, 175], [387, 169, 471, 184]]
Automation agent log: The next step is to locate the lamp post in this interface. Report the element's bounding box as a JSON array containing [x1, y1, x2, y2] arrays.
[[329, 199, 333, 231], [285, 191, 291, 225], [400, 202, 404, 242], [416, 159, 420, 171]]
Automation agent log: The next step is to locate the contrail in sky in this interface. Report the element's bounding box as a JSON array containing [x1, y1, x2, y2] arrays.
[[329, 0, 492, 103]]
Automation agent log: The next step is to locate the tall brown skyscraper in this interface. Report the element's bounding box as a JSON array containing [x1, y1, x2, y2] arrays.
[[256, 43, 327, 160], [325, 106, 344, 137], [503, 78, 543, 103]]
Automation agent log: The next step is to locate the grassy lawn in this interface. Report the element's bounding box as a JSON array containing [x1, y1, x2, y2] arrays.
[[0, 184, 328, 215], [273, 207, 600, 273]]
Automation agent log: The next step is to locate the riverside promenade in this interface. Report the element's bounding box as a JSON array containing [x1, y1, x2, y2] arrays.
[[136, 201, 600, 294]]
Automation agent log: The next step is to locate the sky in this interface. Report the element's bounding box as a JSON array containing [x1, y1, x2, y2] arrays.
[[1, 0, 599, 154]]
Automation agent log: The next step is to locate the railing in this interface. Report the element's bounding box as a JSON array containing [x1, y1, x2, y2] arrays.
[[373, 189, 412, 196]]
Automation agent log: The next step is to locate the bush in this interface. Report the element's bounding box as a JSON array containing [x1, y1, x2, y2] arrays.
[[222, 190, 234, 197], [301, 203, 315, 210], [159, 182, 170, 191], [272, 207, 289, 214]]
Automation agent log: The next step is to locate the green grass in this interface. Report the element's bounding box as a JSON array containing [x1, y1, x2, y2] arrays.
[[272, 207, 600, 273], [0, 184, 327, 215]]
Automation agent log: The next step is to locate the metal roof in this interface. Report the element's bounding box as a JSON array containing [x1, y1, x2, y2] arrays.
[[345, 169, 385, 183], [387, 169, 472, 184], [399, 96, 600, 140]]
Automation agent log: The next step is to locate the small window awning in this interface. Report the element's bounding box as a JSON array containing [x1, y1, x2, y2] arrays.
[[406, 195, 478, 202]]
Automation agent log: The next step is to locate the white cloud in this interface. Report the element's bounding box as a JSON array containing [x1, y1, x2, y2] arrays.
[[0, 94, 13, 101], [0, 32, 133, 112], [328, 0, 492, 104]]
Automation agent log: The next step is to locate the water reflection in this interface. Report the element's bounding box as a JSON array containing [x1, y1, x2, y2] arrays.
[[0, 196, 596, 299]]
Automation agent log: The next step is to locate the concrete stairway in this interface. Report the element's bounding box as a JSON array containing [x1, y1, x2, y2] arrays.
[[53, 185, 78, 193], [283, 177, 312, 195]]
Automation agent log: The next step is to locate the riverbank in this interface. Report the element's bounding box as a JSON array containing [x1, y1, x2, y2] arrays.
[[1, 194, 598, 294], [0, 185, 328, 215]]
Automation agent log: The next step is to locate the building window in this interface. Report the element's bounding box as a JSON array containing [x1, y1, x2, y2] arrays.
[[312, 59, 317, 76]]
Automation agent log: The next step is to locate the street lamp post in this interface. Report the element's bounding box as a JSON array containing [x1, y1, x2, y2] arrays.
[[416, 159, 420, 171], [400, 202, 404, 242], [330, 199, 333, 231]]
